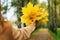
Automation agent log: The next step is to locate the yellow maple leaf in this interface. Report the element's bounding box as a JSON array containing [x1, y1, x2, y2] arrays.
[[21, 2, 49, 26]]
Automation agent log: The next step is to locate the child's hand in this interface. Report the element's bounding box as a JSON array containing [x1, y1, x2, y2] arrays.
[[30, 22, 36, 27]]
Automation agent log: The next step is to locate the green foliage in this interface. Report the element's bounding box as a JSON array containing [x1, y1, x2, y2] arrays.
[[11, 0, 18, 7], [48, 0, 60, 33], [56, 0, 60, 4], [1, 0, 8, 14], [40, 1, 47, 9], [3, 5, 8, 14]]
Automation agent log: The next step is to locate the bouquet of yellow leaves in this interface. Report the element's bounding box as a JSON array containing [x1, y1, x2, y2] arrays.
[[21, 2, 49, 26]]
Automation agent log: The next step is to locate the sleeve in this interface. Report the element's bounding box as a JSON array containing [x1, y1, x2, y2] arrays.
[[12, 25, 35, 40]]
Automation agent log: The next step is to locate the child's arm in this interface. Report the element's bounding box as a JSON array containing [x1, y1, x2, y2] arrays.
[[12, 22, 36, 40]]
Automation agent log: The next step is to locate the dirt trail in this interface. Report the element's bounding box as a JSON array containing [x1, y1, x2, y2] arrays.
[[27, 29, 53, 40]]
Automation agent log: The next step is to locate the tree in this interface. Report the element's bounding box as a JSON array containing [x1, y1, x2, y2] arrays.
[[40, 1, 47, 9], [56, 1, 60, 28], [48, 0, 57, 34]]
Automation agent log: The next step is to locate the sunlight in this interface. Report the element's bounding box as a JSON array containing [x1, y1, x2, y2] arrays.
[[1, 0, 17, 22], [39, 0, 48, 5], [6, 7, 17, 22]]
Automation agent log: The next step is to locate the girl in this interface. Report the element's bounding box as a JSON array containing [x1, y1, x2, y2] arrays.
[[0, 5, 36, 40]]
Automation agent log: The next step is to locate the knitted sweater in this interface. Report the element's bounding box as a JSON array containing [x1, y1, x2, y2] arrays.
[[0, 21, 35, 40]]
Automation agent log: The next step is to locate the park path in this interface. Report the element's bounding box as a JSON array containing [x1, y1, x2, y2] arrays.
[[27, 28, 53, 40]]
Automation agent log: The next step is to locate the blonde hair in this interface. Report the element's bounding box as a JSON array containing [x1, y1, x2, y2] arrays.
[[0, 5, 14, 40]]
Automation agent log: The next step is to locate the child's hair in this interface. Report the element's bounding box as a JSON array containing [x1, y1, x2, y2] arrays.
[[0, 5, 14, 40], [0, 5, 5, 33]]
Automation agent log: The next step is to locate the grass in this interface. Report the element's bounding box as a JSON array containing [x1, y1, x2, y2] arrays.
[[57, 28, 60, 40], [49, 28, 60, 40], [48, 29, 57, 40]]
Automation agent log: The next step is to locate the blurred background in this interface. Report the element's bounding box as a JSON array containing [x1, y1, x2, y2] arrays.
[[0, 0, 60, 40]]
